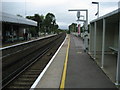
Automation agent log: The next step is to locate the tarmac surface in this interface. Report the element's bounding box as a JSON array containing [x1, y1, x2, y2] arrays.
[[65, 34, 117, 88], [35, 35, 68, 88], [34, 34, 118, 89]]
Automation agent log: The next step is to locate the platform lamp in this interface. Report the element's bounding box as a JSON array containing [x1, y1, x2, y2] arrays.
[[92, 2, 99, 18], [68, 9, 88, 52], [25, 0, 27, 17]]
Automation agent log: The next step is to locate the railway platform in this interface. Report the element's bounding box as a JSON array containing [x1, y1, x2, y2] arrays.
[[2, 34, 56, 48], [33, 34, 118, 89]]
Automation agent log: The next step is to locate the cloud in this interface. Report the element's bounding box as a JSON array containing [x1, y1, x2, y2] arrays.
[[91, 0, 119, 3], [100, 6, 118, 16], [29, 0, 68, 6], [2, 0, 119, 29], [57, 21, 69, 29], [2, 0, 24, 2]]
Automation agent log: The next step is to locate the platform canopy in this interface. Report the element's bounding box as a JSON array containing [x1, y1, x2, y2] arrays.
[[0, 12, 37, 26], [90, 9, 119, 23], [89, 8, 120, 85]]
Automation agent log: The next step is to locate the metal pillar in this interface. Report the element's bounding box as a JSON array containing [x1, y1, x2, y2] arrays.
[[116, 10, 120, 85], [88, 24, 91, 53], [101, 18, 105, 68], [98, 3, 99, 18], [11, 25, 14, 42], [0, 1, 2, 89], [94, 22, 97, 59], [84, 10, 88, 51], [92, 2, 99, 18]]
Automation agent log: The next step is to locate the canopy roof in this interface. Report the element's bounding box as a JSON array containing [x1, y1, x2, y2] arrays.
[[0, 12, 37, 26], [90, 9, 120, 23]]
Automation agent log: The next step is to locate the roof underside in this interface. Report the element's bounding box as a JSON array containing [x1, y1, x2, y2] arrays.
[[0, 12, 37, 26]]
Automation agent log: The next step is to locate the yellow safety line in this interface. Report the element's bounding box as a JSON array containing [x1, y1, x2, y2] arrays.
[[60, 35, 70, 90]]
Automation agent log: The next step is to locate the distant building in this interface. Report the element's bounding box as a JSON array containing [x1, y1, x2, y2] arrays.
[[0, 12, 37, 43]]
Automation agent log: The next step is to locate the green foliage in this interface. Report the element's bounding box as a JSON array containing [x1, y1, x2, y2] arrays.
[[26, 14, 45, 36], [29, 27, 37, 37], [44, 13, 56, 34], [80, 27, 83, 33], [17, 14, 23, 17], [26, 13, 59, 36], [68, 23, 77, 33]]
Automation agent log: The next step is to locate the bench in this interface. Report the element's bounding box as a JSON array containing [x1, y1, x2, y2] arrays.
[[109, 47, 118, 54]]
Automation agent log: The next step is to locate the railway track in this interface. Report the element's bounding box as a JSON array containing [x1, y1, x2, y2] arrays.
[[2, 33, 66, 89]]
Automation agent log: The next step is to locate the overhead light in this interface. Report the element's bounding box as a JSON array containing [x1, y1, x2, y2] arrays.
[[92, 2, 98, 4]]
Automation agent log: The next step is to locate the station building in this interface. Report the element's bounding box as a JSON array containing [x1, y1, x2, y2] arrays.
[[1, 12, 37, 43], [89, 8, 120, 85]]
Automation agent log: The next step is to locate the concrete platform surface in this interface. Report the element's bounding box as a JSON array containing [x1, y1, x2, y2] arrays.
[[2, 34, 56, 49], [35, 35, 69, 88], [33, 34, 118, 89], [65, 34, 117, 88]]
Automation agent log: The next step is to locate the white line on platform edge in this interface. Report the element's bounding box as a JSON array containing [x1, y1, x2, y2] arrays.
[[30, 35, 67, 89], [0, 34, 56, 50]]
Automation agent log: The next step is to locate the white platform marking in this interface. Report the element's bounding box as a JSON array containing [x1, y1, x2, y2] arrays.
[[30, 36, 67, 89]]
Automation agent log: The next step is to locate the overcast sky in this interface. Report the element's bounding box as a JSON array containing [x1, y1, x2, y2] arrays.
[[1, 0, 120, 29]]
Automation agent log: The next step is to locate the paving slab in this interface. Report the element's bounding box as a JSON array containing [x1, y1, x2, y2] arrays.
[[35, 35, 69, 88], [65, 34, 117, 88]]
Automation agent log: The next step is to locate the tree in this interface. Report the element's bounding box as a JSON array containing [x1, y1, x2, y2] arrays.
[[26, 14, 44, 36], [69, 23, 77, 33], [17, 14, 23, 17], [71, 23, 77, 32], [44, 13, 56, 34], [26, 13, 59, 36]]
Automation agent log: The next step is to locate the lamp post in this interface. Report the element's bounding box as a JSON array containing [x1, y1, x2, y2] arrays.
[[92, 2, 99, 18], [25, 0, 26, 16], [68, 9, 88, 52]]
